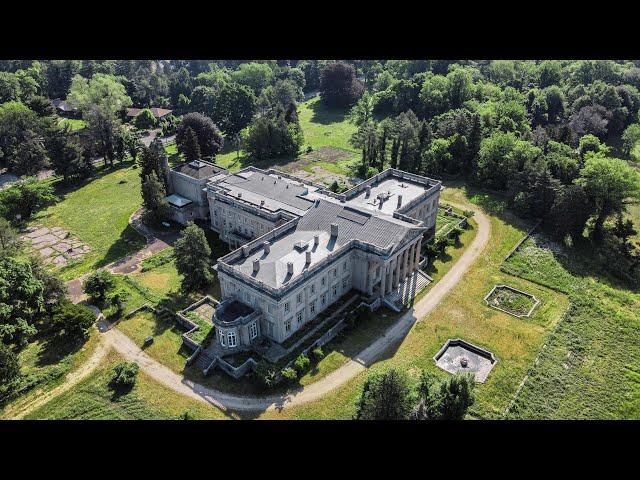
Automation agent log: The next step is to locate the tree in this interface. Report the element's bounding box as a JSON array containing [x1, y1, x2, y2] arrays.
[[0, 177, 56, 223], [47, 125, 91, 182], [576, 155, 640, 239], [622, 123, 640, 159], [348, 91, 375, 127], [52, 301, 95, 339], [181, 127, 201, 161], [210, 82, 256, 135], [110, 361, 139, 390], [141, 171, 171, 224], [176, 112, 224, 158], [67, 73, 132, 116], [569, 104, 611, 140], [231, 62, 275, 95], [82, 270, 115, 306], [0, 218, 22, 254], [243, 111, 304, 160], [0, 343, 20, 390], [174, 222, 213, 292], [0, 71, 21, 103], [10, 129, 49, 176], [0, 256, 43, 345], [354, 368, 413, 420], [133, 108, 157, 129], [410, 371, 475, 420], [83, 105, 124, 167], [350, 121, 379, 176], [319, 62, 364, 108]]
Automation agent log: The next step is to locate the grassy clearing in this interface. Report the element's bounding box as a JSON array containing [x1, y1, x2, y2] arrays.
[[485, 286, 538, 317], [503, 234, 640, 419], [0, 326, 101, 419], [31, 162, 146, 280], [25, 349, 228, 420], [259, 185, 569, 419], [166, 97, 358, 177], [59, 117, 86, 131]]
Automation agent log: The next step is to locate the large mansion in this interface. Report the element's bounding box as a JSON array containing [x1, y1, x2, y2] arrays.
[[158, 144, 441, 355]]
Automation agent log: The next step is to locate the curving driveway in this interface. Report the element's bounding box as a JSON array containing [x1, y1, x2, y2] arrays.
[[97, 203, 491, 414]]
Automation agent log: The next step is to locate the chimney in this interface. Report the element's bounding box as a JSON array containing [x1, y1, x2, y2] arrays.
[[315, 198, 320, 207], [287, 261, 294, 275], [313, 234, 319, 246], [365, 186, 371, 198], [252, 259, 260, 273], [305, 251, 312, 265], [397, 194, 403, 208], [242, 245, 250, 257], [260, 200, 265, 207], [237, 192, 242, 198], [330, 223, 338, 237], [263, 241, 270, 254]]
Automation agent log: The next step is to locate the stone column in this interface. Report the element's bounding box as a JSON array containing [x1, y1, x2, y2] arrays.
[[367, 260, 375, 296], [414, 238, 422, 270], [402, 247, 410, 280], [386, 261, 393, 294], [379, 262, 387, 298], [408, 244, 416, 276], [393, 255, 401, 289]]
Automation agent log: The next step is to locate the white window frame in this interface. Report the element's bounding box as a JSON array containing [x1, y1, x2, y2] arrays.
[[297, 292, 303, 304], [296, 311, 304, 324], [249, 322, 258, 339], [227, 331, 237, 348], [310, 300, 316, 314], [219, 330, 226, 346], [285, 319, 292, 333], [284, 302, 290, 313]]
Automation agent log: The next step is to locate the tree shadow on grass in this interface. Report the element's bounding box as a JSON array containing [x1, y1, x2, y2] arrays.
[[308, 98, 349, 125], [35, 329, 87, 368], [95, 224, 147, 270]]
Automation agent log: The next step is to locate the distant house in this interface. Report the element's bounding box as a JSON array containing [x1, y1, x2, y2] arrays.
[[52, 98, 80, 118], [125, 107, 173, 121]]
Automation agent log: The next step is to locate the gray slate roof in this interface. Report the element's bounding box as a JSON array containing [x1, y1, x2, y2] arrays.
[[173, 160, 226, 180]]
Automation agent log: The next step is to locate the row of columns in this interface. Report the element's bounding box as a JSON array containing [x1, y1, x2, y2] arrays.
[[377, 236, 423, 297]]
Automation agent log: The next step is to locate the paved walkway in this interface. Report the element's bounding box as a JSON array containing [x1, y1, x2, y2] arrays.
[[93, 203, 491, 414]]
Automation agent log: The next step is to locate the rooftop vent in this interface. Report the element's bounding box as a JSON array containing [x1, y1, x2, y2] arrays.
[[330, 223, 339, 237], [313, 234, 319, 246], [365, 186, 371, 198], [188, 160, 205, 169], [237, 192, 242, 198], [260, 200, 265, 207], [294, 240, 308, 252], [263, 241, 270, 254], [287, 261, 294, 275], [242, 245, 250, 257], [252, 259, 260, 273], [397, 194, 403, 208], [306, 251, 312, 265]]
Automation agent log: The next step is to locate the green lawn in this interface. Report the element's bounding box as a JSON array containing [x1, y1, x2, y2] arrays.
[[0, 326, 101, 419], [32, 162, 146, 280], [258, 185, 570, 419], [59, 117, 86, 131], [25, 350, 229, 420], [502, 234, 640, 419]]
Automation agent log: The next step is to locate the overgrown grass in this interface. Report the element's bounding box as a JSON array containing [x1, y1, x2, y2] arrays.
[[0, 326, 100, 418], [31, 162, 146, 280], [503, 234, 640, 419], [59, 117, 86, 131], [25, 350, 229, 420]]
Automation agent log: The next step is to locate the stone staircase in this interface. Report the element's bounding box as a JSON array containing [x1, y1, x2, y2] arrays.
[[193, 350, 216, 372], [384, 270, 432, 311]]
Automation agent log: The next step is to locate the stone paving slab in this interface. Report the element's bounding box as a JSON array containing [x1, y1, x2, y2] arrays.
[[21, 224, 91, 268]]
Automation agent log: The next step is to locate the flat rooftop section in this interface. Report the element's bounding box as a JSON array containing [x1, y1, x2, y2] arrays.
[[347, 176, 435, 216], [212, 170, 321, 216], [225, 199, 424, 288], [173, 160, 227, 180], [215, 299, 255, 324], [165, 193, 192, 208]]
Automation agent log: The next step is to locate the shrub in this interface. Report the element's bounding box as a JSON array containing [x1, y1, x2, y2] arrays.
[[134, 109, 157, 130], [280, 366, 297, 383], [355, 368, 413, 420], [253, 360, 277, 388], [449, 227, 463, 243], [110, 361, 139, 390], [52, 301, 95, 339], [83, 270, 115, 306], [311, 346, 325, 361], [463, 209, 475, 218], [110, 289, 130, 315], [293, 353, 310, 373]]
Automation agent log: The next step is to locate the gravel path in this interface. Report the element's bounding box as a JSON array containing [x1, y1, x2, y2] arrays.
[[95, 203, 491, 414]]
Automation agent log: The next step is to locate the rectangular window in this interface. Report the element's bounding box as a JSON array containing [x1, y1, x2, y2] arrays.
[[296, 311, 304, 324], [343, 261, 347, 271], [249, 322, 258, 339], [310, 300, 316, 314], [342, 278, 348, 290], [321, 293, 326, 306], [321, 277, 326, 287], [284, 302, 290, 313], [332, 284, 338, 296], [227, 331, 237, 347], [285, 319, 292, 333], [297, 292, 303, 304], [333, 269, 337, 278]]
